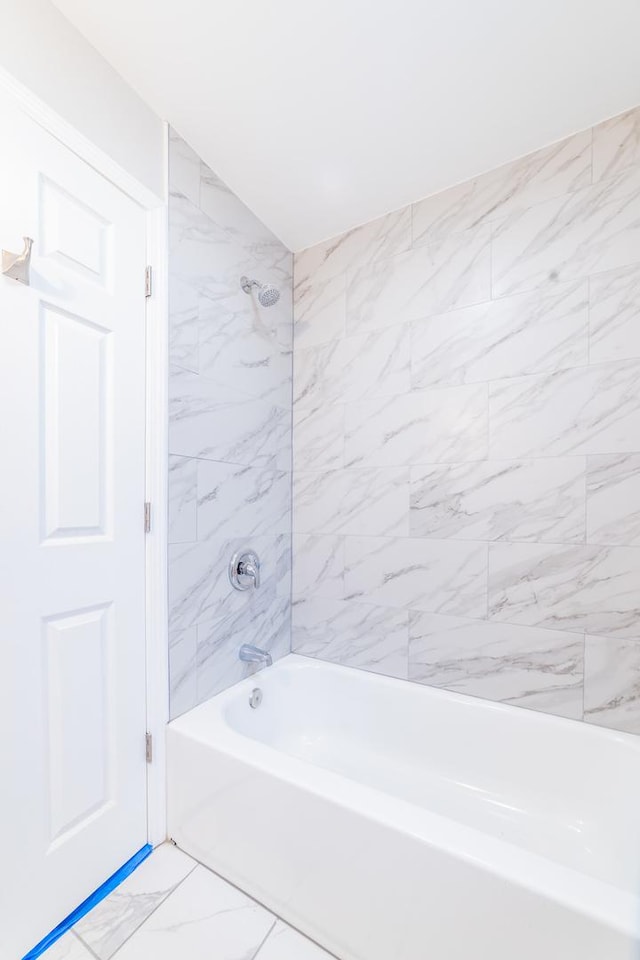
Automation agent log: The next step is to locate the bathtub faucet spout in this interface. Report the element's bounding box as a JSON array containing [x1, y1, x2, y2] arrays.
[[239, 644, 273, 669]]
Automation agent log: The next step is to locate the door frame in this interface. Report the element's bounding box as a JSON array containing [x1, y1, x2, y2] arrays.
[[0, 66, 169, 846]]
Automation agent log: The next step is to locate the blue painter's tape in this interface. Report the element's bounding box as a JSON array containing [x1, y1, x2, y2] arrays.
[[22, 843, 153, 960]]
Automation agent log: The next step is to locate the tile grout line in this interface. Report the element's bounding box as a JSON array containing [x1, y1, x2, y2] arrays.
[[248, 919, 278, 960], [71, 928, 101, 960]]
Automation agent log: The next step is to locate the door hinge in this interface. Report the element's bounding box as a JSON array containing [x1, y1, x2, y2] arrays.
[[145, 265, 153, 298], [144, 501, 151, 533], [145, 732, 153, 763]]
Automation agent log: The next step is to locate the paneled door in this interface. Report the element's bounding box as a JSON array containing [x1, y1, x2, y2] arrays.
[[0, 87, 148, 958]]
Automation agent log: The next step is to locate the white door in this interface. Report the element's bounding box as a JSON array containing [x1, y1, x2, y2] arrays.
[[0, 88, 149, 958]]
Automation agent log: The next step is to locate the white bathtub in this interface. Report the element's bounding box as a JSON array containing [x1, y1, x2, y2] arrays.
[[167, 654, 640, 960]]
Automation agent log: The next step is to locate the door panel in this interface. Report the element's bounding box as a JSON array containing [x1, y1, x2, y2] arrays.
[[0, 87, 148, 958]]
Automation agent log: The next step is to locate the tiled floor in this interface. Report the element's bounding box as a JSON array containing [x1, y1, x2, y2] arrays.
[[44, 844, 337, 960]]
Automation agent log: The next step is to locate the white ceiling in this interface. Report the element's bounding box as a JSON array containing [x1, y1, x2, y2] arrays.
[[52, 0, 640, 251]]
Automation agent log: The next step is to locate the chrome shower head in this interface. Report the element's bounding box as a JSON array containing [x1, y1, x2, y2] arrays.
[[241, 275, 280, 308]]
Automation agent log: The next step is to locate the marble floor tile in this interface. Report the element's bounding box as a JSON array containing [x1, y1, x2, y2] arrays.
[[408, 612, 583, 719], [256, 920, 336, 960], [74, 845, 196, 959], [114, 865, 276, 960], [412, 130, 591, 243], [292, 596, 408, 679], [584, 634, 640, 734], [45, 932, 94, 960], [410, 457, 585, 543], [586, 453, 640, 546]]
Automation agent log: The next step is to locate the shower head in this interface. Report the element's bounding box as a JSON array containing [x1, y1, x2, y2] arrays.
[[241, 275, 280, 308]]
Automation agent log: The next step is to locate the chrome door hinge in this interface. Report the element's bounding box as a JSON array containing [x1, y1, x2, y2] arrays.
[[144, 501, 151, 533], [145, 732, 153, 763], [145, 265, 153, 298]]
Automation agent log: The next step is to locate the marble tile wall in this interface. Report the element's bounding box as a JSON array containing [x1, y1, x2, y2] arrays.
[[291, 106, 640, 734], [168, 130, 293, 720]]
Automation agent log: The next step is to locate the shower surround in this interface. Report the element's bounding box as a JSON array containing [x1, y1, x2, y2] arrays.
[[168, 130, 293, 720], [292, 106, 640, 734]]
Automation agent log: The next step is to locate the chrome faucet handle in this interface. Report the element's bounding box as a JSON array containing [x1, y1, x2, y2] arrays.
[[229, 550, 261, 591], [238, 558, 260, 588]]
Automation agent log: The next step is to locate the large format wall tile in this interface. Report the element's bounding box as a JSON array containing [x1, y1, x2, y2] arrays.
[[492, 165, 640, 298], [293, 273, 346, 350], [292, 596, 409, 679], [197, 460, 290, 541], [344, 537, 488, 619], [169, 276, 199, 373], [592, 106, 640, 183], [200, 163, 279, 246], [294, 467, 409, 537], [408, 612, 583, 719], [489, 360, 640, 459], [168, 455, 197, 544], [410, 458, 585, 543], [588, 263, 640, 363], [293, 404, 344, 472], [410, 280, 588, 388], [488, 542, 640, 639], [198, 291, 292, 408], [412, 130, 591, 243], [295, 207, 412, 288], [294, 325, 410, 410], [345, 383, 488, 467], [586, 454, 640, 546], [584, 634, 640, 734], [292, 534, 345, 600], [197, 596, 290, 701], [292, 107, 640, 735], [169, 364, 291, 470], [168, 131, 292, 717], [169, 626, 198, 720], [169, 128, 201, 206], [346, 224, 491, 334]]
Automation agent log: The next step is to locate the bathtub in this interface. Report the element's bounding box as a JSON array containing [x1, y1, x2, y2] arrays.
[[167, 654, 640, 960]]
